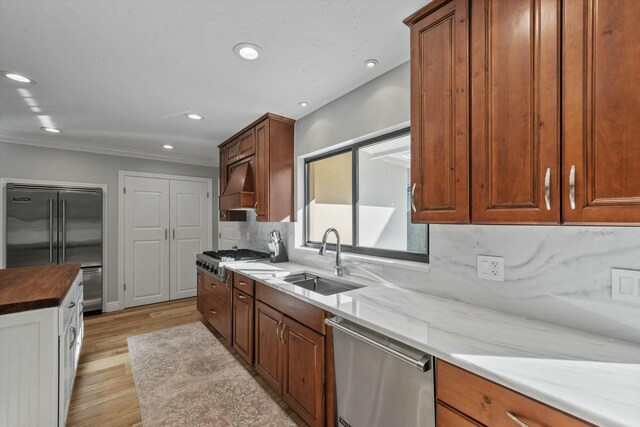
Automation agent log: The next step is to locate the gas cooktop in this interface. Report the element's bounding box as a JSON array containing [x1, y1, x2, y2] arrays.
[[203, 249, 270, 262]]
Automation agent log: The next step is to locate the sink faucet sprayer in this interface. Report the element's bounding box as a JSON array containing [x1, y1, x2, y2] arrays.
[[319, 228, 345, 277]]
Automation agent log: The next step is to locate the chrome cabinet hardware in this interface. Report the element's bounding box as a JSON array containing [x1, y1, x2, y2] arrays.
[[68, 301, 76, 309], [276, 321, 282, 341], [254, 202, 258, 215], [505, 411, 529, 427], [279, 324, 287, 344], [238, 281, 246, 286], [569, 164, 576, 209], [544, 167, 551, 210], [210, 309, 216, 315], [411, 183, 417, 213], [49, 199, 54, 263], [69, 325, 77, 349], [237, 294, 246, 300], [61, 199, 67, 261]]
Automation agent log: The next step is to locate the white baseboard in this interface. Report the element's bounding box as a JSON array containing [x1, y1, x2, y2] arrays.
[[104, 301, 124, 312]]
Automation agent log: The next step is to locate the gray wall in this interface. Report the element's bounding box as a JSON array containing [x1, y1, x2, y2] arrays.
[[0, 141, 217, 305], [226, 61, 640, 344]]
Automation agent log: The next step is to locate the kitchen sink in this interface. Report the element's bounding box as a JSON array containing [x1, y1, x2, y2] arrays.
[[283, 273, 362, 295]]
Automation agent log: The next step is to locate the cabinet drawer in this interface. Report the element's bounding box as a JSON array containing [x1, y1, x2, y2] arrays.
[[201, 289, 231, 341], [237, 128, 256, 161], [233, 273, 255, 296], [436, 360, 591, 427], [202, 273, 229, 301], [59, 271, 80, 334], [436, 402, 482, 427]]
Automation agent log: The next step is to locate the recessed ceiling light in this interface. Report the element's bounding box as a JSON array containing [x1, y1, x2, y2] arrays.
[[364, 59, 379, 69], [299, 101, 309, 108], [233, 43, 261, 60], [163, 144, 174, 150], [40, 127, 61, 133], [4, 72, 33, 83], [185, 113, 203, 120]]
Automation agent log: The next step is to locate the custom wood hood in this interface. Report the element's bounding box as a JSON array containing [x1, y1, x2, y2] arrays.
[[219, 161, 255, 211]]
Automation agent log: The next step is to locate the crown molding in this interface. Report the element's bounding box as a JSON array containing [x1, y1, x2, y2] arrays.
[[0, 133, 217, 167]]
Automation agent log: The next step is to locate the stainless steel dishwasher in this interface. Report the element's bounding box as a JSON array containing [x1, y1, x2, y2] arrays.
[[327, 316, 435, 427]]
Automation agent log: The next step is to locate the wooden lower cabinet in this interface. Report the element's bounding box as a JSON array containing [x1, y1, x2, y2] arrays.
[[282, 316, 325, 427], [254, 283, 331, 427], [255, 300, 284, 394], [196, 270, 203, 313], [232, 289, 254, 364], [198, 271, 232, 343], [436, 360, 592, 427]]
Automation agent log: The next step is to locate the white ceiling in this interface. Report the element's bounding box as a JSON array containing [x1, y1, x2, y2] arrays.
[[0, 0, 425, 166]]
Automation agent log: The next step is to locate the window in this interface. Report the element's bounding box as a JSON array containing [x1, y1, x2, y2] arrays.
[[305, 129, 428, 262]]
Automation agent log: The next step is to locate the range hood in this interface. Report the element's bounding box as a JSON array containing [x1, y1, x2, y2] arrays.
[[219, 162, 255, 210]]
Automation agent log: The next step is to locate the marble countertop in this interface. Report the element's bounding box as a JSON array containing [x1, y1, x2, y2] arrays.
[[226, 261, 640, 427]]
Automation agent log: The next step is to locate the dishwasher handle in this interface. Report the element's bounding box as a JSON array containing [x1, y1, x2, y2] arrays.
[[326, 317, 431, 372]]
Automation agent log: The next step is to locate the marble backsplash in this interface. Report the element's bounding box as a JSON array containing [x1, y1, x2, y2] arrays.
[[228, 214, 640, 344]]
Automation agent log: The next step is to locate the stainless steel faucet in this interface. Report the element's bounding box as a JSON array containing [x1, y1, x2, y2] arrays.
[[319, 228, 345, 277]]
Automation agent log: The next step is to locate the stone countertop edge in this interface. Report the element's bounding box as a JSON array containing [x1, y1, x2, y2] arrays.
[[225, 261, 640, 427]]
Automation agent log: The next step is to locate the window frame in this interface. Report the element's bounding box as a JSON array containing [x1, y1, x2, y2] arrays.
[[304, 128, 429, 263]]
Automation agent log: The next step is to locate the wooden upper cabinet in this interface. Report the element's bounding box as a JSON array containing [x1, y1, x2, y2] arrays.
[[405, 0, 470, 224], [563, 0, 640, 224], [218, 113, 294, 223], [255, 119, 270, 221], [471, 0, 561, 224]]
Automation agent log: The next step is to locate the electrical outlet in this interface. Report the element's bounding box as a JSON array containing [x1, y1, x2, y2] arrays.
[[477, 255, 504, 281], [612, 268, 640, 305]]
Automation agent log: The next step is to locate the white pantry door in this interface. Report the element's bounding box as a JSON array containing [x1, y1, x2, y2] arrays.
[[170, 180, 209, 300], [124, 176, 170, 308]]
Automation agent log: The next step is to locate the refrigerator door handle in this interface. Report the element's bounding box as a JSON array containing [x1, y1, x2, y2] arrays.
[[49, 199, 54, 263], [61, 199, 67, 262]]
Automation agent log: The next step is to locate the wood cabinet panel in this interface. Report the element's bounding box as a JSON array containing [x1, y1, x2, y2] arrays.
[[436, 402, 482, 427], [233, 272, 255, 296], [202, 273, 229, 302], [436, 360, 591, 427], [471, 0, 561, 224], [282, 316, 325, 427], [408, 0, 470, 224], [226, 138, 240, 164], [256, 282, 326, 335], [201, 286, 231, 343], [238, 128, 256, 161], [196, 270, 203, 314], [254, 300, 284, 394], [563, 0, 640, 224], [232, 289, 254, 364], [219, 144, 246, 222], [255, 119, 270, 221]]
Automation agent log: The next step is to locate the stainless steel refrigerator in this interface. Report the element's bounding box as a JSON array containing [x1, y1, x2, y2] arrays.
[[5, 183, 103, 313]]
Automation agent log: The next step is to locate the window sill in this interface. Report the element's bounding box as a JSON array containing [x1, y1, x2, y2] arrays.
[[293, 245, 430, 273]]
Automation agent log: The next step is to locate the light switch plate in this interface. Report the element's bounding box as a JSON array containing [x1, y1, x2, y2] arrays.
[[612, 268, 640, 305], [477, 255, 504, 281]]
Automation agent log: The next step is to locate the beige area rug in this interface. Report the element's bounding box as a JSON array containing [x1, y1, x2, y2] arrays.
[[127, 322, 296, 427]]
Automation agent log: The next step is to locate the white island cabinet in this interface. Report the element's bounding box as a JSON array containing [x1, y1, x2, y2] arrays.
[[0, 267, 83, 427]]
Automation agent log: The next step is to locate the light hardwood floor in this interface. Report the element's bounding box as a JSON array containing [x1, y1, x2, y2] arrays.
[[67, 298, 305, 426]]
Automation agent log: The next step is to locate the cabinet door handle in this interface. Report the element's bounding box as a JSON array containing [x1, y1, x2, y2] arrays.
[[276, 321, 282, 340], [69, 325, 77, 349], [69, 301, 76, 309], [505, 411, 529, 427], [254, 202, 258, 215], [569, 164, 576, 209], [280, 324, 287, 345], [411, 183, 417, 213], [544, 167, 551, 210]]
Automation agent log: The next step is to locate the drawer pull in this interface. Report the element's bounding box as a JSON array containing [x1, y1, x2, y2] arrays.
[[78, 281, 84, 287], [210, 309, 216, 315], [239, 281, 246, 285], [210, 283, 216, 287], [505, 411, 529, 427], [69, 301, 76, 309], [238, 294, 247, 300]]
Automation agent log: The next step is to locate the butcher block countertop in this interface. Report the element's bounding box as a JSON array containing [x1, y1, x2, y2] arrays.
[[0, 264, 81, 315]]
